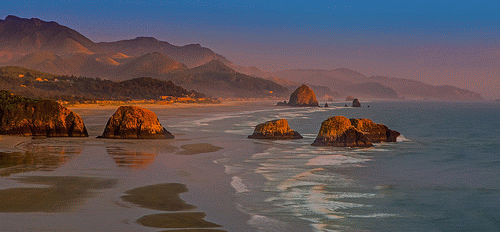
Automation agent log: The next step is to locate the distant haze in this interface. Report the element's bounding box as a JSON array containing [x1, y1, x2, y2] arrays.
[[2, 0, 499, 99]]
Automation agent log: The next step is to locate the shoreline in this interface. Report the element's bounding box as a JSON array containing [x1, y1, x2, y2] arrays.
[[66, 98, 277, 110], [0, 100, 273, 231]]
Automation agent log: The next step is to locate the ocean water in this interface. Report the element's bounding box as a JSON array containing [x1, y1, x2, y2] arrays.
[[0, 101, 498, 232], [192, 101, 500, 231]]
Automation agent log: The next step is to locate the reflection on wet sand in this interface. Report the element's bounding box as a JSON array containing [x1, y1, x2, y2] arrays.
[[177, 143, 223, 155], [0, 144, 82, 176], [159, 230, 227, 232], [121, 183, 195, 211], [122, 183, 227, 231], [137, 212, 221, 229], [106, 147, 157, 169], [0, 176, 117, 212]]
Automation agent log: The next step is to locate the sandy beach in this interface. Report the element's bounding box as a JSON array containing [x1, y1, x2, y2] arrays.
[[0, 100, 276, 232]]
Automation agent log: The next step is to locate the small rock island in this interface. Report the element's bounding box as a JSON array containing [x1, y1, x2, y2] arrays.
[[248, 119, 302, 139], [0, 91, 88, 137], [312, 116, 400, 147], [352, 98, 361, 107], [278, 84, 319, 107], [99, 106, 174, 139]]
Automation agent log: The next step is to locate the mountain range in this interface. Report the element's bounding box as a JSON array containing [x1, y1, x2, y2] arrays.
[[0, 15, 483, 100]]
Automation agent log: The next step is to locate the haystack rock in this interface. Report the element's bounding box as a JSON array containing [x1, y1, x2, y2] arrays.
[[311, 116, 372, 147], [0, 91, 88, 137], [350, 118, 400, 142], [287, 84, 319, 107], [352, 98, 361, 107], [248, 119, 302, 139], [99, 106, 174, 139]]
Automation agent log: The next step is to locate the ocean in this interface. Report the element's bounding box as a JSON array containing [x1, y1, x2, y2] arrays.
[[0, 101, 498, 232]]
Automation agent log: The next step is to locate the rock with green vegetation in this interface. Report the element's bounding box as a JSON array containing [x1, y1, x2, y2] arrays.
[[0, 91, 88, 137], [350, 118, 400, 142], [99, 106, 174, 139], [287, 84, 319, 107], [312, 116, 372, 147], [248, 119, 302, 139]]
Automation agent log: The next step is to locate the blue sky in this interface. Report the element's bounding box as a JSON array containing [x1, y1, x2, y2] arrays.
[[1, 0, 500, 98]]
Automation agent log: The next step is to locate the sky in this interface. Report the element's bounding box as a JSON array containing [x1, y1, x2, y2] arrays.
[[2, 0, 500, 99]]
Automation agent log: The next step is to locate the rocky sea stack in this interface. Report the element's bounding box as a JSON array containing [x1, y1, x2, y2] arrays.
[[350, 118, 400, 142], [0, 91, 88, 137], [352, 98, 361, 107], [248, 119, 302, 139], [99, 106, 174, 139], [311, 116, 372, 147], [312, 116, 400, 147], [287, 84, 319, 107]]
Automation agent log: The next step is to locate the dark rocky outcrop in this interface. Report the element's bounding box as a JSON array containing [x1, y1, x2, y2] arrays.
[[312, 116, 400, 147], [0, 91, 88, 137], [350, 118, 400, 142], [312, 116, 372, 147], [276, 101, 288, 106], [287, 84, 319, 107], [324, 103, 329, 107], [99, 106, 174, 139], [248, 119, 302, 139], [352, 98, 361, 107]]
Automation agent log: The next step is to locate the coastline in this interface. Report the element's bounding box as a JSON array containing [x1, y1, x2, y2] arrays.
[[0, 100, 278, 231], [1, 101, 497, 231]]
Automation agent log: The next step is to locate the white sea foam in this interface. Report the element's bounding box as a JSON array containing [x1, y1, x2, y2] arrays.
[[349, 213, 399, 218], [230, 176, 249, 193], [250, 151, 273, 159], [328, 192, 378, 199], [212, 158, 229, 164], [306, 154, 369, 166], [276, 180, 320, 190], [247, 215, 289, 232], [224, 164, 244, 175], [396, 135, 410, 142], [224, 129, 252, 135]]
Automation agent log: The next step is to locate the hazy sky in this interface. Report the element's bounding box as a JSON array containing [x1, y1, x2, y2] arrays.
[[2, 0, 500, 99]]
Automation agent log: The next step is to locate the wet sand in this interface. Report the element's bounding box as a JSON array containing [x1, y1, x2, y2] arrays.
[[0, 176, 117, 212], [177, 143, 223, 155], [136, 212, 223, 229], [159, 229, 227, 232], [121, 183, 228, 231], [0, 100, 279, 231], [121, 183, 196, 211]]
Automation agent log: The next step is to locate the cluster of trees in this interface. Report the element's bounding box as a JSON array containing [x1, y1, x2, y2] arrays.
[[0, 66, 207, 102]]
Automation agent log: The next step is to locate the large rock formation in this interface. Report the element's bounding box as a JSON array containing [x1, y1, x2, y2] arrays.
[[287, 85, 319, 107], [99, 106, 174, 139], [312, 116, 372, 147], [312, 116, 400, 147], [0, 91, 88, 137], [350, 118, 400, 142], [352, 98, 361, 107], [248, 119, 302, 139]]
